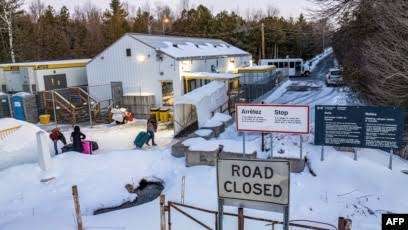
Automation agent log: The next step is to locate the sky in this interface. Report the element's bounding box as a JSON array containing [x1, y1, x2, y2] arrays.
[[26, 0, 315, 19]]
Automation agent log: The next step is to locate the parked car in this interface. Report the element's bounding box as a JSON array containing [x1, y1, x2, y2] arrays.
[[325, 68, 343, 86]]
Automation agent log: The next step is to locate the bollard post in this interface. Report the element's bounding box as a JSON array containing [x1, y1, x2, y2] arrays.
[[320, 146, 324, 161], [238, 208, 244, 230], [72, 185, 83, 230]]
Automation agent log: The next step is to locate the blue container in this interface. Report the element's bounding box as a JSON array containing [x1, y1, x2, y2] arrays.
[[12, 95, 26, 121]]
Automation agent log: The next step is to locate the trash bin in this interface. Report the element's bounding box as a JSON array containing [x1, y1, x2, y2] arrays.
[[39, 114, 51, 124], [159, 108, 170, 122], [150, 107, 160, 121]]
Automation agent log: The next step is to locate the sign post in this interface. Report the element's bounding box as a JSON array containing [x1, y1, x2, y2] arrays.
[[389, 149, 393, 170], [217, 158, 290, 230]]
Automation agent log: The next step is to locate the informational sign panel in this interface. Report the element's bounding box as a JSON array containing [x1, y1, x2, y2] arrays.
[[236, 104, 309, 134], [315, 105, 404, 149], [217, 158, 290, 212]]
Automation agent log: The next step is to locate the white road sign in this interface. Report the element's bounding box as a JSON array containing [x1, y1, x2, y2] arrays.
[[217, 159, 290, 207], [236, 104, 309, 134]]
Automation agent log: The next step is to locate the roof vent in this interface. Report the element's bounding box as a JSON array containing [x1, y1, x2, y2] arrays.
[[172, 43, 178, 48], [195, 44, 200, 48]]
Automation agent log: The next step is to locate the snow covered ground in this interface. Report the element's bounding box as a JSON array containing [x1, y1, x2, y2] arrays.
[[0, 52, 407, 230]]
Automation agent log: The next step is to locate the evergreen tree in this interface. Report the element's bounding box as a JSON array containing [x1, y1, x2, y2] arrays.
[[103, 0, 129, 44]]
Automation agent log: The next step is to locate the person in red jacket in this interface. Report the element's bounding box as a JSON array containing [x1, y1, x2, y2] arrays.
[[49, 128, 67, 155]]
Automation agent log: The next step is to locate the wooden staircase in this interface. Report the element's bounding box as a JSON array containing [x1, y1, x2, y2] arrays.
[[40, 87, 102, 124]]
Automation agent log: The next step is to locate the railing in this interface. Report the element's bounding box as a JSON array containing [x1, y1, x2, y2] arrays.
[[0, 125, 21, 141], [164, 199, 337, 230]]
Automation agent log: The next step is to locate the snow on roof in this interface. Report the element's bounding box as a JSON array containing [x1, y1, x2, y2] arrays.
[[236, 65, 275, 73], [175, 81, 226, 105], [182, 72, 240, 80], [128, 33, 249, 60], [12, 92, 32, 97], [0, 59, 91, 68]]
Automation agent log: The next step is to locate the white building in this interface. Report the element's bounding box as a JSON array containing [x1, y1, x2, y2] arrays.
[[0, 59, 90, 93], [86, 33, 252, 106]]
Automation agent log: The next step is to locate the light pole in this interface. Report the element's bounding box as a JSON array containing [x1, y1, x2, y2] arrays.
[[162, 17, 170, 35]]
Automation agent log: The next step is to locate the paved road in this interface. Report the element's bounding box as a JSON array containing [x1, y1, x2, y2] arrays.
[[264, 54, 358, 123]]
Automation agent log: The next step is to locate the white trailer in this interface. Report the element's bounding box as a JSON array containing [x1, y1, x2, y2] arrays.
[[86, 33, 251, 107], [259, 58, 309, 77], [0, 59, 90, 93]]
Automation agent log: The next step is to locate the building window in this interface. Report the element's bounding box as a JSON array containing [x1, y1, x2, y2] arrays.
[[126, 48, 132, 57]]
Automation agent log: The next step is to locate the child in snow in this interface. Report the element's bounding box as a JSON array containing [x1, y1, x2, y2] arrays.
[[49, 128, 67, 155], [70, 126, 86, 152], [146, 117, 157, 146]]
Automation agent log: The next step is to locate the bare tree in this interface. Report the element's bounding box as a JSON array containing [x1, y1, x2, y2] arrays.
[[0, 0, 23, 63]]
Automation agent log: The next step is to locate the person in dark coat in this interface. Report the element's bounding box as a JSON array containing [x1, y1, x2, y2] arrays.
[[49, 128, 67, 155], [70, 126, 86, 152], [146, 117, 157, 146]]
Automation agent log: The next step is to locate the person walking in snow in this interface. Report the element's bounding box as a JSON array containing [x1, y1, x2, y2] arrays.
[[70, 125, 86, 152], [146, 117, 157, 146], [49, 128, 67, 155]]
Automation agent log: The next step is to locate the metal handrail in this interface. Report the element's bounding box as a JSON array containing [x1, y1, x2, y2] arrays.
[[168, 201, 336, 230]]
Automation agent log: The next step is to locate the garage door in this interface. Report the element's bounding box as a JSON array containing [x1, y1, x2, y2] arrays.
[[44, 74, 67, 90]]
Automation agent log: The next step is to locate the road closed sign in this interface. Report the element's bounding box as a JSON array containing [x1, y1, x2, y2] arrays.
[[217, 159, 290, 208], [236, 104, 309, 134]]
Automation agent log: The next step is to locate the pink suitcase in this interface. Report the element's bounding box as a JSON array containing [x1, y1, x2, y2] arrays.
[[82, 141, 92, 154]]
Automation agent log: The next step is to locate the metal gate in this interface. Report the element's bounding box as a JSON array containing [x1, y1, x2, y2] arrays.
[[160, 195, 338, 230]]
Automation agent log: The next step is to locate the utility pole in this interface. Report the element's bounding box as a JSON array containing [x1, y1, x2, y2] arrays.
[[261, 23, 265, 59], [322, 19, 325, 52]]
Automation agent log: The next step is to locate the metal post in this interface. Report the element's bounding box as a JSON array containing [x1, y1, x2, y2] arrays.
[[242, 132, 246, 156], [217, 199, 224, 230], [389, 149, 393, 170], [353, 149, 357, 161], [181, 176, 185, 204], [261, 101, 265, 152], [238, 208, 244, 230], [7, 94, 13, 117], [320, 146, 324, 161], [270, 133, 274, 159], [52, 90, 57, 127], [299, 135, 303, 159], [283, 206, 289, 230], [87, 87, 93, 127]]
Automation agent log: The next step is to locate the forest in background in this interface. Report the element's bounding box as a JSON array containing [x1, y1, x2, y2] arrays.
[[0, 0, 329, 64], [315, 0, 408, 107]]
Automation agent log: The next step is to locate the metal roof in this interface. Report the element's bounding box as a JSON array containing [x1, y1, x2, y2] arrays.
[[128, 33, 250, 60]]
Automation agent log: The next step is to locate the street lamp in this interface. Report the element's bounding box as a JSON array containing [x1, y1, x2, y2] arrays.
[[162, 17, 170, 35]]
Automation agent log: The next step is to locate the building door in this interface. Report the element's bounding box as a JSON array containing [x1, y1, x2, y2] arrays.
[[111, 81, 123, 107], [44, 74, 67, 90]]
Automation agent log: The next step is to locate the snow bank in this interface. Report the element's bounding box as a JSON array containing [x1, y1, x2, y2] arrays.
[[0, 149, 182, 229], [183, 136, 257, 153], [304, 47, 333, 72], [194, 129, 213, 137], [0, 118, 52, 170]]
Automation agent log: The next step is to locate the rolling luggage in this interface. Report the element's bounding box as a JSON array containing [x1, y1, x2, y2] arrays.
[[134, 131, 149, 148], [91, 141, 99, 151], [62, 144, 74, 153], [82, 141, 93, 154]]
